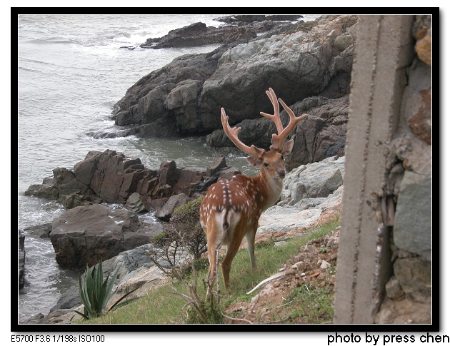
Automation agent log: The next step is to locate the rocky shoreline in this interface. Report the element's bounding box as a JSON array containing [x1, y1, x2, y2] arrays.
[[112, 14, 356, 165], [20, 15, 357, 324]]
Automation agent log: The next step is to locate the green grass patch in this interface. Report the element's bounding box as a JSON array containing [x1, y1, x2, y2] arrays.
[[83, 217, 339, 324], [286, 284, 334, 323]]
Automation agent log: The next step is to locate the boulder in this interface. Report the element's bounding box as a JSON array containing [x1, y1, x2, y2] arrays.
[[286, 96, 349, 169], [155, 193, 190, 221], [158, 160, 179, 187], [393, 256, 431, 301], [280, 156, 345, 205], [102, 243, 158, 279], [50, 286, 81, 312], [50, 204, 163, 269], [393, 171, 431, 261], [258, 156, 345, 234], [23, 223, 52, 239], [125, 192, 146, 213], [24, 180, 58, 199]]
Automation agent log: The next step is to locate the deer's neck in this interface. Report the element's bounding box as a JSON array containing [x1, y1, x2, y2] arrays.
[[254, 170, 283, 211]]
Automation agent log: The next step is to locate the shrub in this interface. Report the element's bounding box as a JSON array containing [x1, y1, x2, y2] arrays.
[[170, 196, 206, 260]]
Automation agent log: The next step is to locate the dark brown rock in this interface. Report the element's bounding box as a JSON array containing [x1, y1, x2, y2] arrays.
[[144, 197, 169, 212], [286, 96, 349, 170], [24, 223, 52, 238], [172, 169, 204, 195], [73, 151, 101, 185], [408, 88, 431, 144], [24, 182, 58, 199], [140, 22, 256, 49], [206, 156, 227, 176], [50, 204, 162, 269], [158, 160, 179, 187]]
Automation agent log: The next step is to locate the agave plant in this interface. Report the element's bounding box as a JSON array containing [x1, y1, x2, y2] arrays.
[[76, 262, 137, 320]]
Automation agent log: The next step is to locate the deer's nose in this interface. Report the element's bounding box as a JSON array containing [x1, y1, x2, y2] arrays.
[[278, 169, 286, 178]]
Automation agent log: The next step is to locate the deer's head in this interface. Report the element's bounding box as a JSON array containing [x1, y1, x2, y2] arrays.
[[221, 88, 304, 181]]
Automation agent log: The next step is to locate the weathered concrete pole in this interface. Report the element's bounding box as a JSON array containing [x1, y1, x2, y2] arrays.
[[334, 15, 414, 324]]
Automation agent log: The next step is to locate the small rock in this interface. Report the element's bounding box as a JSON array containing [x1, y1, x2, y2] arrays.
[[334, 33, 353, 51], [320, 260, 331, 269], [206, 156, 227, 176], [24, 223, 52, 239], [274, 240, 288, 247], [385, 277, 404, 300], [126, 192, 146, 213], [415, 30, 431, 65]]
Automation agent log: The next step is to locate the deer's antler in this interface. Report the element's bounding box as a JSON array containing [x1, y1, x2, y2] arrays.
[[260, 88, 303, 151], [221, 108, 265, 159]]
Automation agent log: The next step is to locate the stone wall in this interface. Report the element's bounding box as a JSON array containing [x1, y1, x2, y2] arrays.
[[375, 15, 431, 324], [334, 15, 432, 324]]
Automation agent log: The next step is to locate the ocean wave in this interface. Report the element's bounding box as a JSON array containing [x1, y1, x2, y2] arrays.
[[26, 37, 80, 45]]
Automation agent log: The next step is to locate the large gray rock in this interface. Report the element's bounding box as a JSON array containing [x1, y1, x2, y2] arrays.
[[280, 155, 345, 206], [102, 243, 158, 280], [258, 156, 345, 233], [50, 204, 163, 269], [393, 171, 431, 261], [113, 46, 226, 136], [113, 15, 357, 138], [50, 286, 81, 312]]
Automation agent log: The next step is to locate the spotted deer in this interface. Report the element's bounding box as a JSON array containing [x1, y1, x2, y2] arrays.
[[199, 88, 304, 292]]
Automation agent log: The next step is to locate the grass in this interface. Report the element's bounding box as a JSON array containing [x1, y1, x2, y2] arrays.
[[286, 284, 334, 323], [82, 217, 339, 325]]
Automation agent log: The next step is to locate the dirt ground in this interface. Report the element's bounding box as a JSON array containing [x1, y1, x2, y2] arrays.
[[225, 226, 340, 324]]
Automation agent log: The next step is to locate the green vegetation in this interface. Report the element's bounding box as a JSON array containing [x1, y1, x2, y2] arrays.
[[286, 284, 334, 323], [76, 262, 138, 320], [77, 262, 117, 319], [83, 217, 339, 324]]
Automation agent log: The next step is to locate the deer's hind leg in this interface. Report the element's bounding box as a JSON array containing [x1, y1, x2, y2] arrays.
[[205, 218, 220, 293], [245, 227, 258, 271]]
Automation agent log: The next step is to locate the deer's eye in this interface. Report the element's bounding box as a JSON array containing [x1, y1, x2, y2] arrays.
[[263, 162, 269, 167]]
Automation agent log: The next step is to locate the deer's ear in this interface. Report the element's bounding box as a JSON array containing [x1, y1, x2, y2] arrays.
[[282, 139, 294, 155], [246, 156, 263, 167]]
